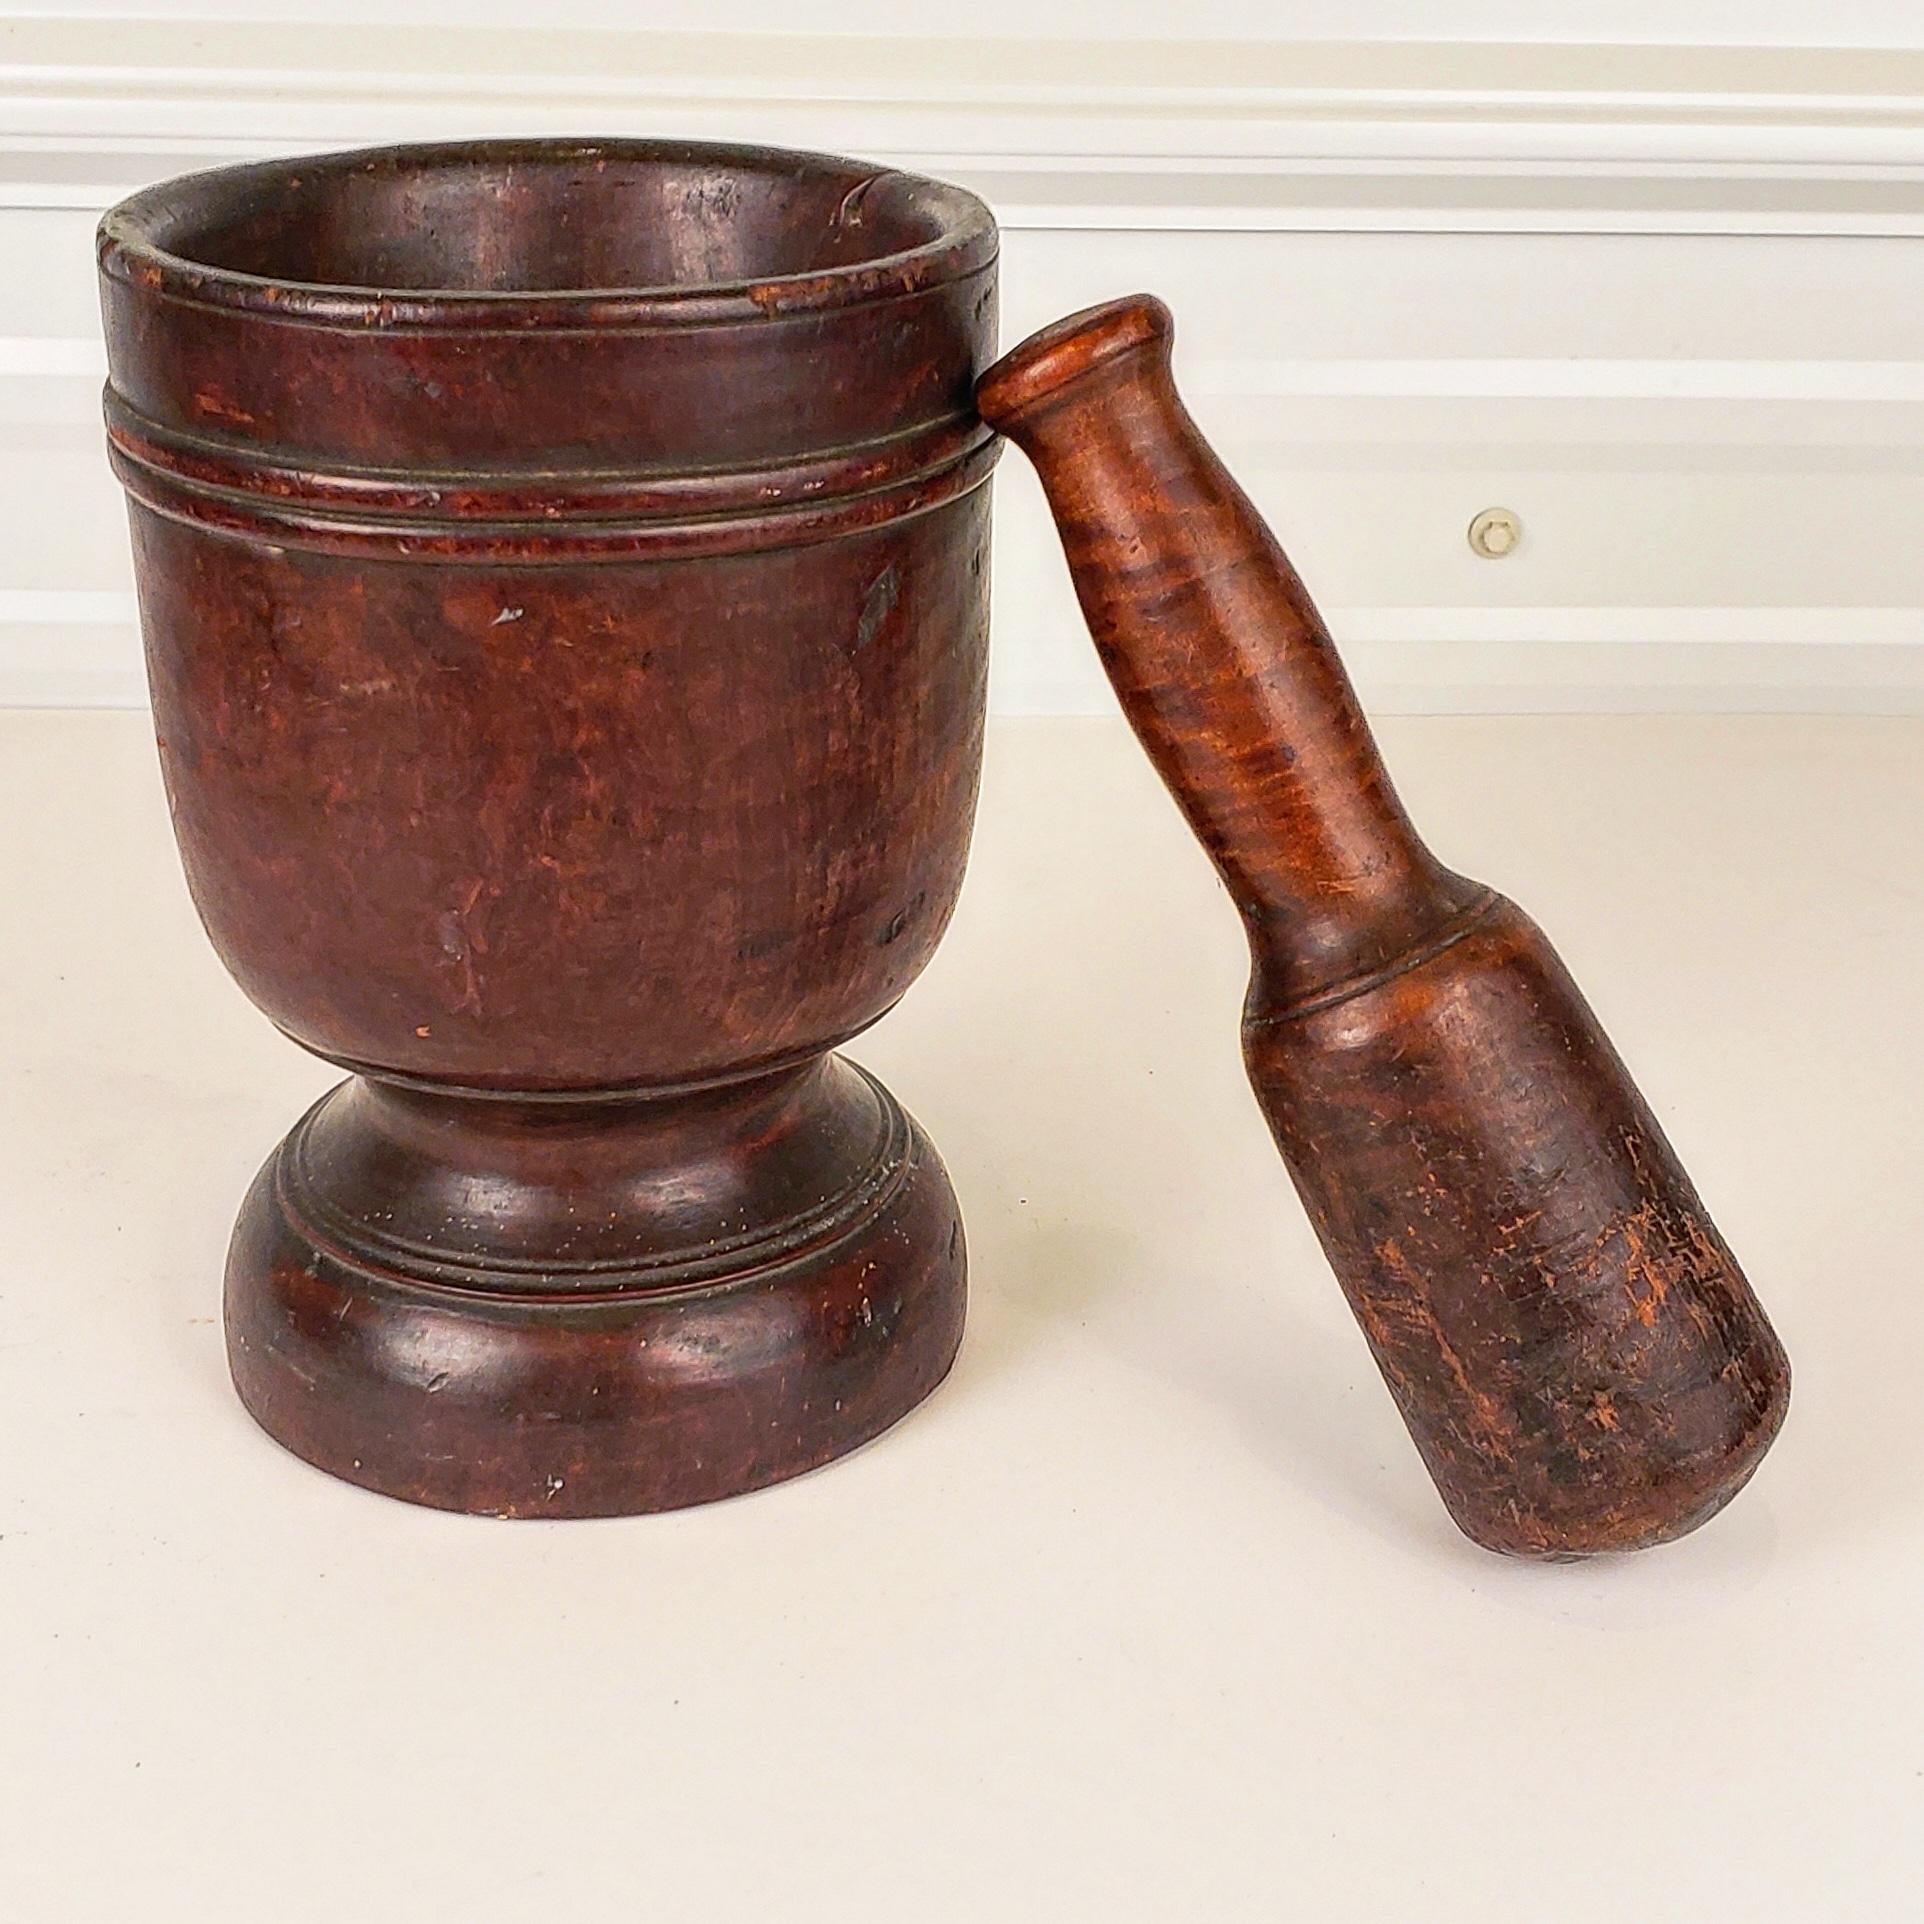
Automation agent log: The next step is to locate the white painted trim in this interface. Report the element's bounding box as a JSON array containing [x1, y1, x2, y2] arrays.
[[1189, 360, 1924, 403], [0, 336, 102, 378], [11, 18, 1924, 233], [0, 590, 135, 626], [1337, 607, 1924, 646], [11, 15, 1924, 714]]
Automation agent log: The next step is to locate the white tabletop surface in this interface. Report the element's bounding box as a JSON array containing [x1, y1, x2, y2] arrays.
[[4, 707, 1921, 1921]]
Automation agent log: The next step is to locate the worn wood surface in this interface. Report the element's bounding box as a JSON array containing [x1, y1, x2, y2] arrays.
[[100, 139, 998, 1514], [978, 295, 1790, 1555]]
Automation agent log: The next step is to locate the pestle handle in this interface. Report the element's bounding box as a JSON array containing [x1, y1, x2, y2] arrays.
[[976, 296, 1482, 1004]]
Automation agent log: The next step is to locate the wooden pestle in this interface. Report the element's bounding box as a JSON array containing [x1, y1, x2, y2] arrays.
[[978, 296, 1790, 1556]]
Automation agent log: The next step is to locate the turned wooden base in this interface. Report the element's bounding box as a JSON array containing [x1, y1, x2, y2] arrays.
[[224, 1056, 965, 1516]]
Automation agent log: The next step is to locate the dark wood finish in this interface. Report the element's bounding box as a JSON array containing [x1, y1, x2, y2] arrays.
[[978, 296, 1790, 1557], [101, 140, 998, 1515]]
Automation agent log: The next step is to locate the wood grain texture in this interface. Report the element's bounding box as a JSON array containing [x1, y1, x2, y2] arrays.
[[101, 139, 997, 1515], [979, 295, 1790, 1556]]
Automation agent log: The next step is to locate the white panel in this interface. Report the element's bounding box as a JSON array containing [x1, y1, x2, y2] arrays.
[[987, 224, 1924, 710], [21, 2, 1924, 45], [8, 18, 1924, 711]]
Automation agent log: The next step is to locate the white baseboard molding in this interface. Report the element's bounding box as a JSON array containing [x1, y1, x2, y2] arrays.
[[10, 17, 1924, 712], [14, 19, 1924, 234]]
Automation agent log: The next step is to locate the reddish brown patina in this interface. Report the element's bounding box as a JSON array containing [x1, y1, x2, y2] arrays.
[[979, 296, 1790, 1556], [101, 140, 997, 1515]]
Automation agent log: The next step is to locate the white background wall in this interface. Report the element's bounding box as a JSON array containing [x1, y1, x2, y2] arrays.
[[8, 4, 1924, 711], [28, 1, 1924, 43]]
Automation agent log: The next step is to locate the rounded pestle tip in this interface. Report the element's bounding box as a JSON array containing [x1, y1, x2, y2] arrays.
[[975, 293, 1173, 431]]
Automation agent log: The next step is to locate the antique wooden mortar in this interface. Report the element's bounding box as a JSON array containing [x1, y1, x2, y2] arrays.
[[979, 297, 1790, 1557], [100, 141, 997, 1515]]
